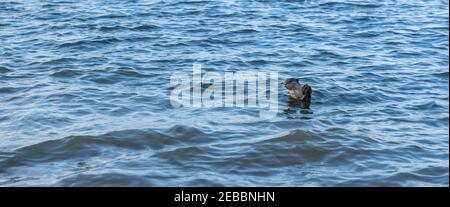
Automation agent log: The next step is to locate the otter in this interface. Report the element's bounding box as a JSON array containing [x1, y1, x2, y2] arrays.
[[283, 78, 312, 102]]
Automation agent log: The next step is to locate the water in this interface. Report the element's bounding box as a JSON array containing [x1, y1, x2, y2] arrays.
[[0, 0, 448, 186]]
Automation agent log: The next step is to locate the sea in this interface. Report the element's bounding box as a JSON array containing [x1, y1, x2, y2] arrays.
[[0, 0, 448, 186]]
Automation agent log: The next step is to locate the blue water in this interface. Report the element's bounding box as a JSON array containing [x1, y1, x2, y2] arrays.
[[0, 0, 448, 186]]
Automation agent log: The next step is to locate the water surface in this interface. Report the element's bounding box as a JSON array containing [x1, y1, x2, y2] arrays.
[[0, 0, 448, 186]]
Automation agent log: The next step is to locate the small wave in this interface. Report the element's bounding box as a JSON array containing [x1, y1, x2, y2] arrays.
[[432, 71, 449, 78], [351, 31, 381, 38], [0, 130, 172, 170], [0, 125, 211, 171], [124, 36, 155, 42], [217, 144, 330, 169], [90, 77, 117, 84], [168, 0, 210, 7], [246, 59, 269, 65], [231, 28, 260, 34], [0, 66, 11, 74], [132, 24, 160, 31], [326, 91, 385, 105], [59, 37, 121, 48], [162, 125, 212, 144], [0, 87, 21, 94], [156, 146, 208, 166], [311, 49, 343, 59], [404, 101, 446, 111], [51, 69, 81, 78], [381, 170, 448, 187], [114, 69, 149, 78], [41, 57, 78, 65], [97, 25, 127, 32], [214, 29, 260, 39], [95, 14, 129, 19], [97, 24, 160, 32], [319, 2, 381, 9], [264, 130, 321, 143], [55, 173, 154, 187]]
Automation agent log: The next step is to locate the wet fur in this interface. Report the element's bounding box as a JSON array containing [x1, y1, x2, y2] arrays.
[[284, 78, 312, 102], [301, 84, 312, 102]]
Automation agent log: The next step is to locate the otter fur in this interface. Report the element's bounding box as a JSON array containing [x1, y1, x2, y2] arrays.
[[283, 78, 312, 102]]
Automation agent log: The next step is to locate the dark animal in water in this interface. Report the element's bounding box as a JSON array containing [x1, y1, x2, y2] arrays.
[[283, 78, 312, 102]]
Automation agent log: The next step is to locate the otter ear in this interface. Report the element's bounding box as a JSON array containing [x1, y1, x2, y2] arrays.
[[295, 78, 300, 83]]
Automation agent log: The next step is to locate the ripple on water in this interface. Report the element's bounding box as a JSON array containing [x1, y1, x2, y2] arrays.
[[0, 66, 12, 74], [0, 86, 23, 94], [51, 69, 82, 78], [55, 173, 155, 187], [58, 37, 121, 49]]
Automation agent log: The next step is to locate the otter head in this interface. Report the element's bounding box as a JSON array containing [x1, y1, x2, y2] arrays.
[[284, 78, 300, 90]]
